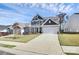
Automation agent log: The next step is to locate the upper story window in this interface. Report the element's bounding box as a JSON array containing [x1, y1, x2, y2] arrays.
[[49, 19, 51, 23]]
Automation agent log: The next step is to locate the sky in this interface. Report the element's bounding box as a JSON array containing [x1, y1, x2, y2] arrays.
[[0, 3, 79, 25]]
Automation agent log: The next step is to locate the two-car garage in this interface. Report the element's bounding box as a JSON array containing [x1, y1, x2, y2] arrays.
[[42, 25, 59, 34], [41, 18, 59, 34]]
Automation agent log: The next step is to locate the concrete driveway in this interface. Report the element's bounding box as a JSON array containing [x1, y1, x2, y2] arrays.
[[14, 34, 64, 55]]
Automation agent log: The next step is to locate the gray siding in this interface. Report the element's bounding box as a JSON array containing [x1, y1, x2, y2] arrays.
[[64, 13, 79, 32]]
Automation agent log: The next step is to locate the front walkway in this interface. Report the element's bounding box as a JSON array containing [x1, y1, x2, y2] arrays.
[[14, 34, 64, 55], [62, 46, 79, 54]]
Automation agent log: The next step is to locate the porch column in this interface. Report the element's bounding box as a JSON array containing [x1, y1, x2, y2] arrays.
[[29, 27, 31, 34], [34, 27, 35, 33], [13, 29, 15, 34], [21, 28, 24, 35], [38, 27, 40, 33]]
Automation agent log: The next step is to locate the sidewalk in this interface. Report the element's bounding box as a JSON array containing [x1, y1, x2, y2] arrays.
[[0, 41, 24, 46], [62, 46, 79, 54], [0, 47, 41, 55]]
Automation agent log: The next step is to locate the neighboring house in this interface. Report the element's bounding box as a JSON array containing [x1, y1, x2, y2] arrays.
[[12, 23, 21, 35], [0, 25, 10, 36], [31, 14, 60, 34], [7, 25, 13, 34], [64, 13, 79, 32], [12, 23, 31, 35], [0, 22, 31, 35]]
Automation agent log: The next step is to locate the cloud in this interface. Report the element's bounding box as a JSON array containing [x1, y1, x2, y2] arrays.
[[0, 6, 32, 25], [26, 3, 74, 14], [4, 3, 75, 15], [7, 3, 77, 13], [0, 3, 78, 25]]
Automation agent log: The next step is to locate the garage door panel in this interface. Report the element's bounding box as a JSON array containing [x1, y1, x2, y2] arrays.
[[42, 26, 58, 34]]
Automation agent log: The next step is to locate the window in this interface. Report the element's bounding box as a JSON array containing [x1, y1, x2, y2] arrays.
[[49, 20, 51, 23]]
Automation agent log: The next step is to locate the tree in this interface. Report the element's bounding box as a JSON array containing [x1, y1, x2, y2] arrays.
[[57, 12, 67, 32]]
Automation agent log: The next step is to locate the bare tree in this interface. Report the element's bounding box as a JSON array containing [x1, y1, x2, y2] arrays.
[[57, 12, 67, 32]]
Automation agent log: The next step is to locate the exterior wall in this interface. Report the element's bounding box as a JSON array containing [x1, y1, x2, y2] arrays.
[[31, 26, 42, 33], [31, 27, 38, 33], [64, 14, 79, 32], [23, 27, 30, 34], [31, 27, 34, 33], [13, 28, 21, 35], [31, 15, 45, 33], [0, 32, 8, 36], [0, 29, 9, 36], [7, 28, 13, 34], [21, 29, 24, 35]]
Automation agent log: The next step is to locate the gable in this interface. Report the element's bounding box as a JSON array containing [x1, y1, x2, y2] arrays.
[[37, 15, 43, 19], [44, 19, 57, 25], [32, 14, 43, 20]]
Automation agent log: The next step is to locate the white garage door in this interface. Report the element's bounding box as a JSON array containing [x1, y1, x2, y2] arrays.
[[42, 26, 58, 34]]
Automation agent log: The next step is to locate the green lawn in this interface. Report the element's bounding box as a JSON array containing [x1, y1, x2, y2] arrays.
[[59, 34, 79, 46], [65, 53, 79, 55], [0, 34, 40, 43], [0, 44, 16, 48]]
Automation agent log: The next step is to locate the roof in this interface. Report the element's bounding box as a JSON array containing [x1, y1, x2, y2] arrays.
[[0, 22, 31, 31], [74, 13, 79, 14], [32, 14, 44, 21], [42, 16, 60, 25], [0, 25, 11, 31], [42, 18, 58, 25], [12, 22, 31, 28], [32, 14, 60, 25]]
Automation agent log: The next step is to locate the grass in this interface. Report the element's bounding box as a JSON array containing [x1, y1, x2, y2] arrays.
[[59, 34, 79, 46], [0, 44, 16, 48], [0, 34, 40, 43], [65, 53, 79, 55]]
